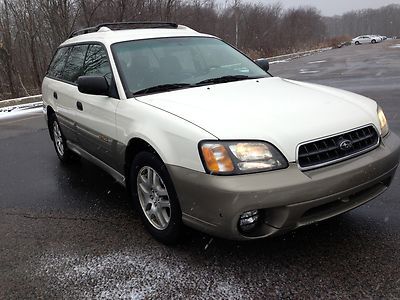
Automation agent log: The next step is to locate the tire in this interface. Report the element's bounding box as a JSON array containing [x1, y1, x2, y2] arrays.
[[130, 151, 183, 245], [371, 39, 376, 44], [355, 41, 360, 45], [50, 116, 73, 163]]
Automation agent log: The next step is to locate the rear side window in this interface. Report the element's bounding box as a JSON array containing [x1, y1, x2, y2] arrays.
[[83, 44, 112, 82], [47, 47, 70, 79], [63, 45, 89, 83]]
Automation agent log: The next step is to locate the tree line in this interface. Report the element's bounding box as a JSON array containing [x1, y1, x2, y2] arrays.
[[0, 0, 397, 100], [324, 4, 400, 38]]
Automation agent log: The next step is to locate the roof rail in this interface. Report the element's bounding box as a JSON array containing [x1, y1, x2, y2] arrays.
[[69, 21, 179, 38]]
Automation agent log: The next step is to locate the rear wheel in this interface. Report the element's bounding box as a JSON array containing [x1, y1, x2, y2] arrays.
[[50, 117, 73, 163], [371, 39, 376, 44], [130, 151, 183, 244]]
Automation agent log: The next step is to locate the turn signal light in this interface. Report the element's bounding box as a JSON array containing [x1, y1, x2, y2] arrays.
[[201, 144, 234, 174]]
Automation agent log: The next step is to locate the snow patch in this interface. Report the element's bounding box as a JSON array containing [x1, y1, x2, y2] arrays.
[[299, 69, 319, 74], [0, 107, 43, 121], [35, 249, 247, 299], [0, 101, 43, 113], [0, 102, 43, 121], [269, 59, 289, 65], [308, 60, 327, 64], [389, 44, 400, 48]]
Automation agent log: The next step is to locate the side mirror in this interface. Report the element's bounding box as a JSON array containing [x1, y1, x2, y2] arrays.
[[254, 58, 269, 72], [77, 76, 109, 96]]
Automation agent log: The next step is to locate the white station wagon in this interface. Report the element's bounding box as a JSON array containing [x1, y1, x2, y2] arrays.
[[42, 22, 400, 244]]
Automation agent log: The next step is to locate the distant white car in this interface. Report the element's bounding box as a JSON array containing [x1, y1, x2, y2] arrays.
[[372, 35, 384, 42], [352, 35, 381, 45]]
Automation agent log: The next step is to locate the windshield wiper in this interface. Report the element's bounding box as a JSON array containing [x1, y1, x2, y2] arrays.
[[195, 75, 257, 86], [133, 83, 192, 96]]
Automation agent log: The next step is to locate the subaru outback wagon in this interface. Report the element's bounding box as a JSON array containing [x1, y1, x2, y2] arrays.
[[42, 22, 400, 244]]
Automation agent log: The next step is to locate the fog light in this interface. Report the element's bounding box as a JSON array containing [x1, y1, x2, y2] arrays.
[[239, 210, 260, 232]]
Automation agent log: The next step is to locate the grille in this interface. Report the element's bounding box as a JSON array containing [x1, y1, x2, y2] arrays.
[[298, 125, 379, 170]]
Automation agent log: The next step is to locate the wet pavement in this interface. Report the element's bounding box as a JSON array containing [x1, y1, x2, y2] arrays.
[[1, 40, 400, 299]]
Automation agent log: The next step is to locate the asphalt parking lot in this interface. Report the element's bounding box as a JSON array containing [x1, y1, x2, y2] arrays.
[[1, 40, 400, 299]]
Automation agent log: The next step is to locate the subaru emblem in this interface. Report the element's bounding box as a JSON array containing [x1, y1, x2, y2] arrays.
[[339, 139, 353, 151]]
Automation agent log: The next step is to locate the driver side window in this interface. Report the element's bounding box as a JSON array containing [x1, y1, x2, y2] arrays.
[[83, 44, 112, 83]]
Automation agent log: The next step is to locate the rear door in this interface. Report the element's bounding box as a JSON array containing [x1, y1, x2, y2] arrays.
[[46, 46, 79, 143]]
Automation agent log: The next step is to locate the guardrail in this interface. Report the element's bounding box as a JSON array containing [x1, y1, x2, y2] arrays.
[[0, 95, 42, 109], [266, 47, 332, 63]]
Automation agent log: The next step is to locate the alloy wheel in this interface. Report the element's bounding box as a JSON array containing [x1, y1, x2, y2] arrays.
[[53, 121, 64, 156], [137, 166, 171, 230]]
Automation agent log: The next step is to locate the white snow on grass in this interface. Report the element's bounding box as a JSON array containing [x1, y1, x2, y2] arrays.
[[0, 107, 43, 121], [0, 102, 43, 121], [389, 44, 400, 48], [0, 101, 43, 113], [35, 248, 248, 299]]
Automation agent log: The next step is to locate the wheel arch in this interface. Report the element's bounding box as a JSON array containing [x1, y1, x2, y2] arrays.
[[46, 105, 56, 140], [124, 137, 164, 181]]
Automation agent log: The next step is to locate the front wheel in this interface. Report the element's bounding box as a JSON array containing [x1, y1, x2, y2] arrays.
[[355, 41, 360, 45], [371, 39, 376, 44], [130, 151, 183, 244]]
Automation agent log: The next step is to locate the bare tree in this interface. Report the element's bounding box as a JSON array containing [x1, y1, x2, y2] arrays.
[[325, 4, 400, 37], [0, 0, 396, 100], [0, 0, 19, 98]]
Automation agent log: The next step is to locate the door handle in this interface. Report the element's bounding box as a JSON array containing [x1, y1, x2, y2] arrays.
[[76, 101, 83, 111], [53, 92, 58, 99]]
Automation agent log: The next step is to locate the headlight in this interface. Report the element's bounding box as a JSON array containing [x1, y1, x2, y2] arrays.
[[377, 106, 389, 137], [199, 141, 288, 175]]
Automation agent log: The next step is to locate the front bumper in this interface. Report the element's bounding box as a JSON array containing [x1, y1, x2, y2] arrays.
[[167, 132, 400, 240]]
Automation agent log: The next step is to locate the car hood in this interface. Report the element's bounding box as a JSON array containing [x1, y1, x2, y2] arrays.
[[136, 77, 379, 162]]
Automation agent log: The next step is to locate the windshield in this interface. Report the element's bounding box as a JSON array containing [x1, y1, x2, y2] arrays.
[[112, 37, 268, 95]]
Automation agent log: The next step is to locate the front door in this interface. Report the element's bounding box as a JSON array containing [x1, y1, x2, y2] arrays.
[[71, 44, 120, 170]]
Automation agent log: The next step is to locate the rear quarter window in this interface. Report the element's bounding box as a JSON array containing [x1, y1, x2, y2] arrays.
[[47, 47, 70, 79]]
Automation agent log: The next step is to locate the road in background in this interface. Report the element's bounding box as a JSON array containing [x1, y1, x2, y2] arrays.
[[1, 40, 400, 299], [271, 39, 400, 134]]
